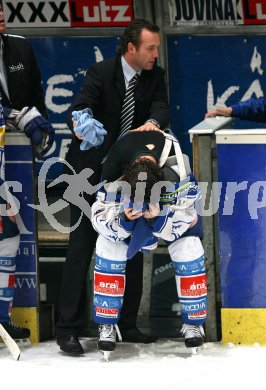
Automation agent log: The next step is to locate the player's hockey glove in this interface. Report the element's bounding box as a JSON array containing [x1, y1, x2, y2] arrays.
[[15, 106, 55, 159], [3, 107, 20, 132], [72, 108, 107, 151]]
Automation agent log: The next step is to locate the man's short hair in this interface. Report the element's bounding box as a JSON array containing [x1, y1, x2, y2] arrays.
[[116, 19, 160, 54], [122, 158, 163, 202]]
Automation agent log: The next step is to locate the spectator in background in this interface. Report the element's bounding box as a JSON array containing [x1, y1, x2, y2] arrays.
[[56, 18, 170, 355], [0, 0, 54, 343], [205, 97, 266, 122]]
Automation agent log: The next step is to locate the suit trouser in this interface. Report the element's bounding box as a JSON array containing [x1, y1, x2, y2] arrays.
[[56, 202, 143, 336]]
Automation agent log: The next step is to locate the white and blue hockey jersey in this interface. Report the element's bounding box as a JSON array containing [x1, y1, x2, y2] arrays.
[[91, 131, 201, 250]]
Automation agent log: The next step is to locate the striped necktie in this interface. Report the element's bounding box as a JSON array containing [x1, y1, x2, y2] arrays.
[[119, 73, 139, 138], [0, 40, 9, 99]]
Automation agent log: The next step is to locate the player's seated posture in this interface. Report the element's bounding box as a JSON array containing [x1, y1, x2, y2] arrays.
[[91, 130, 207, 357]]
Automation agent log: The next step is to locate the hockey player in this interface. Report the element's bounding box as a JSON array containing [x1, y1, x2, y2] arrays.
[[0, 100, 54, 344], [0, 102, 26, 343], [91, 130, 207, 357], [0, 0, 54, 342]]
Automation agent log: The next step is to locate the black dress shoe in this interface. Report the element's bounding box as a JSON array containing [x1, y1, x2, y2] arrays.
[[119, 327, 157, 344], [57, 334, 84, 354]]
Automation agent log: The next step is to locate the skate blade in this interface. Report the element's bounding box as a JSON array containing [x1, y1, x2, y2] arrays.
[[186, 342, 207, 355], [99, 350, 112, 361], [1, 337, 31, 348], [149, 341, 203, 356], [191, 346, 201, 355], [14, 338, 31, 348], [188, 342, 208, 355]]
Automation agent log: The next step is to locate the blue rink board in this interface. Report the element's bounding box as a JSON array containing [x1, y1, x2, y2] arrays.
[[217, 142, 266, 308], [167, 34, 266, 158], [5, 137, 37, 307]]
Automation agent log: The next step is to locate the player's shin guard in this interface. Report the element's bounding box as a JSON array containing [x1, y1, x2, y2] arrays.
[[168, 236, 207, 326], [0, 235, 20, 323], [93, 236, 128, 325]]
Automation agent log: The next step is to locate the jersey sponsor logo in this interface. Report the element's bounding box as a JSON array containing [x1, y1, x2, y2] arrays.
[[95, 307, 119, 318], [4, 0, 133, 28], [111, 263, 126, 271], [95, 255, 126, 272], [94, 294, 122, 309], [177, 274, 207, 298], [94, 271, 125, 296], [0, 257, 15, 267], [180, 299, 207, 313], [188, 310, 207, 320], [8, 62, 25, 72], [173, 255, 205, 276]]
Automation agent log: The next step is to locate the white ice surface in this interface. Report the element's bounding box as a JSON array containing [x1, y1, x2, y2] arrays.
[[1, 338, 266, 390]]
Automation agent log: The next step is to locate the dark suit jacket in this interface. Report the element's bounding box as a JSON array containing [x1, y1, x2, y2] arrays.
[[66, 54, 169, 184], [0, 34, 47, 116]]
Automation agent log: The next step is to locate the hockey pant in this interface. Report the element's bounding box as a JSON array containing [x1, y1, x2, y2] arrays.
[[93, 235, 207, 326], [0, 234, 20, 322]]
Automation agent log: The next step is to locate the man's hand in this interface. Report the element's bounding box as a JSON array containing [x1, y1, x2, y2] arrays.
[[144, 203, 160, 219], [124, 203, 160, 220], [72, 108, 107, 150], [75, 132, 84, 140], [124, 208, 144, 220], [132, 120, 162, 132], [205, 107, 232, 118]]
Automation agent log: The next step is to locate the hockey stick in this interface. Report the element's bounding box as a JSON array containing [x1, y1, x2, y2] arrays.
[[0, 324, 20, 360]]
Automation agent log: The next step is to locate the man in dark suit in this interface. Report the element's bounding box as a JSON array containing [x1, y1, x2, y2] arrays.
[[56, 19, 170, 354]]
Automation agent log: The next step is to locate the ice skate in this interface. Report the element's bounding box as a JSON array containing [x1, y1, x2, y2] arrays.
[[181, 324, 204, 354], [0, 321, 31, 347], [98, 324, 122, 361]]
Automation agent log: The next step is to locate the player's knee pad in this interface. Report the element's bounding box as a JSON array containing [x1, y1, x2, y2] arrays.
[[169, 236, 207, 325], [96, 235, 128, 261], [168, 236, 205, 273], [94, 236, 127, 324], [0, 236, 19, 322], [95, 235, 127, 290]]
